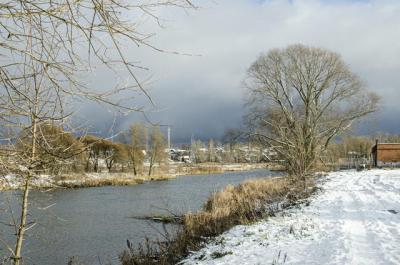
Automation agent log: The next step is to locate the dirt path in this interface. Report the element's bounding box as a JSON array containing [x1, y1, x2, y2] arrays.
[[182, 169, 400, 265]]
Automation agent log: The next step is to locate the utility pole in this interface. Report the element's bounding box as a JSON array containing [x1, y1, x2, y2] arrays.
[[145, 127, 149, 152], [190, 134, 195, 162], [167, 126, 171, 149]]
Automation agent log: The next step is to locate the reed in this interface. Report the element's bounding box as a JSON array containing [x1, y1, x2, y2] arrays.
[[120, 176, 313, 265]]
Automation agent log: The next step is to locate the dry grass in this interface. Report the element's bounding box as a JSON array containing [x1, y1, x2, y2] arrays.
[[120, 176, 312, 265], [184, 177, 291, 238], [178, 165, 224, 175], [148, 175, 176, 181], [54, 173, 176, 189], [313, 162, 336, 172], [58, 178, 144, 188], [268, 163, 287, 171]]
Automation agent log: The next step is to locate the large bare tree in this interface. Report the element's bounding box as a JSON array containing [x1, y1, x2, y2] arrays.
[[0, 1, 196, 264], [245, 44, 379, 183]]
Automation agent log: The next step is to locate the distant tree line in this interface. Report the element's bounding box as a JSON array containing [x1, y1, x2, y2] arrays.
[[1, 123, 280, 179], [6, 123, 167, 176], [327, 133, 400, 165]]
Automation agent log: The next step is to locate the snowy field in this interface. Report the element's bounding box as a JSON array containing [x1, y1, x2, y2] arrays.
[[182, 169, 400, 265]]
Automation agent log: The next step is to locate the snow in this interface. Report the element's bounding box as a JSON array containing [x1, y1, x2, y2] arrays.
[[181, 169, 400, 265], [0, 174, 54, 189]]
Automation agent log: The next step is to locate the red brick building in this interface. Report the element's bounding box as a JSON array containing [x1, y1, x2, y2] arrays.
[[371, 141, 400, 167]]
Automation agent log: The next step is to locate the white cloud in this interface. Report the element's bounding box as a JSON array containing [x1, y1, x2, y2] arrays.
[[90, 0, 400, 140]]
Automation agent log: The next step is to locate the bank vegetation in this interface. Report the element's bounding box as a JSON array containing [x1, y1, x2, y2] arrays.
[[120, 176, 315, 265]]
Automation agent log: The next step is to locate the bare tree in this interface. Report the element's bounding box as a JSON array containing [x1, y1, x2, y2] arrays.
[[374, 133, 400, 143], [191, 139, 206, 163], [0, 1, 196, 264], [128, 123, 147, 176], [222, 128, 242, 163], [82, 135, 102, 172], [106, 142, 129, 173], [245, 44, 379, 184], [148, 126, 166, 176], [99, 139, 121, 173], [326, 135, 374, 167], [16, 122, 85, 174]]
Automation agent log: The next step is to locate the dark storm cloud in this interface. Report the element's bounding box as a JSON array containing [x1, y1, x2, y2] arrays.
[[83, 0, 400, 142]]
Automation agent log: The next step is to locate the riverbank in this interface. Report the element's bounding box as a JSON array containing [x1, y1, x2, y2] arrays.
[[0, 163, 274, 190], [0, 169, 282, 265], [120, 174, 314, 265], [181, 169, 400, 265]]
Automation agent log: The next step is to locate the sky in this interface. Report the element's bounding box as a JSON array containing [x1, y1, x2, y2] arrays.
[[84, 0, 400, 143]]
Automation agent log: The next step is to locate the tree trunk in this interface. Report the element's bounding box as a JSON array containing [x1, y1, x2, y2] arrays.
[[85, 158, 90, 172], [107, 160, 113, 173], [131, 153, 137, 176], [94, 159, 98, 172], [13, 177, 30, 265], [14, 92, 38, 264], [148, 159, 153, 176]]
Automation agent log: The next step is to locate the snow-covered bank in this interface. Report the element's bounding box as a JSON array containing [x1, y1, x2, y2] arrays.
[[182, 169, 400, 265], [0, 174, 55, 190], [0, 163, 271, 190], [0, 172, 163, 190]]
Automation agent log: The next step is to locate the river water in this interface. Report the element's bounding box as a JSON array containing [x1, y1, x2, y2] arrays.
[[0, 169, 280, 265]]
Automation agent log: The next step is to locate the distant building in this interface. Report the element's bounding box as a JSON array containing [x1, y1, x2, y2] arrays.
[[168, 148, 191, 163], [371, 141, 400, 167]]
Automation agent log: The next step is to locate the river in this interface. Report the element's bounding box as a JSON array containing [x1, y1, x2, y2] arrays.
[[0, 169, 281, 265]]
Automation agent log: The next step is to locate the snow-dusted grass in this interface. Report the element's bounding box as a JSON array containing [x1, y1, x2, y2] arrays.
[[0, 173, 176, 190], [182, 169, 400, 265], [184, 177, 292, 238], [0, 174, 54, 190]]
